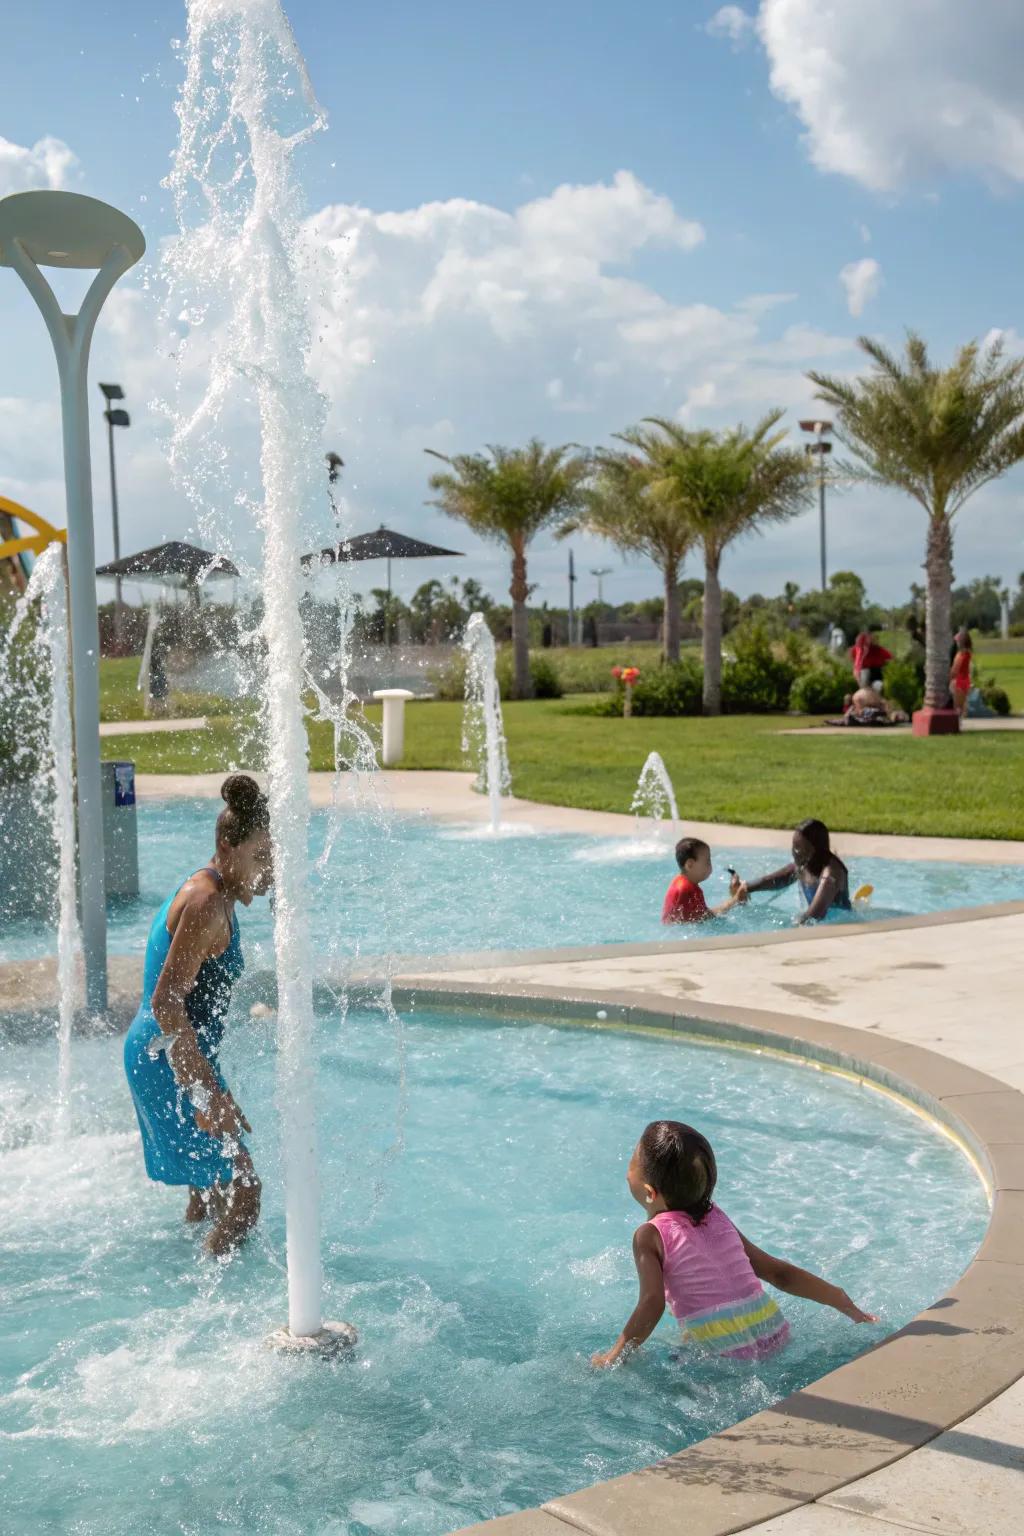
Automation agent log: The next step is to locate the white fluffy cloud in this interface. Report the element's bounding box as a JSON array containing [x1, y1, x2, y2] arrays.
[[706, 6, 756, 46], [0, 169, 913, 601], [0, 134, 77, 197], [839, 257, 882, 318], [729, 1, 1024, 191]]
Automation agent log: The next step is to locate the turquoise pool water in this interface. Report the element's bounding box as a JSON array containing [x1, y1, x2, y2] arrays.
[[1, 798, 1020, 966], [0, 1006, 988, 1534]]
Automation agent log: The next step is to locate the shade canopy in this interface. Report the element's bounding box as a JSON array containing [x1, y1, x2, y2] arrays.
[[302, 525, 463, 567], [96, 540, 239, 588]]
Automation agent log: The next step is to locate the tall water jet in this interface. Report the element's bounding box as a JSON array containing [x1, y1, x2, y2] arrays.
[[166, 0, 344, 1347], [0, 545, 79, 1135], [462, 612, 511, 834], [631, 751, 679, 841]]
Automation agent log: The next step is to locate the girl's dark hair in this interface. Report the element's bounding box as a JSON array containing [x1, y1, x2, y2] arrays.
[[638, 1120, 717, 1222], [795, 817, 832, 876], [675, 836, 709, 871], [217, 774, 270, 847]]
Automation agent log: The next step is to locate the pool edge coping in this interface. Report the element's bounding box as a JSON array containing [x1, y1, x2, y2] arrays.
[[379, 981, 1024, 1536]]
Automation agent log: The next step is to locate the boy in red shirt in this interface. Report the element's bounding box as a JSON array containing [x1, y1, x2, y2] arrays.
[[662, 838, 743, 925]]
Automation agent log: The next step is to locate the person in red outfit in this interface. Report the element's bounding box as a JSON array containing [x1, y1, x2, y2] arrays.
[[662, 838, 743, 925], [850, 631, 892, 691], [950, 634, 973, 715]]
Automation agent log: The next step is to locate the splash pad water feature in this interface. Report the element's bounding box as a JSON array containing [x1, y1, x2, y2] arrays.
[[462, 612, 511, 834], [162, 0, 356, 1351]]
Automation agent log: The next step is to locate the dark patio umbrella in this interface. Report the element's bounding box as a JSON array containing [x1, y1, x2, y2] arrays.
[[302, 524, 463, 644], [95, 540, 239, 588]]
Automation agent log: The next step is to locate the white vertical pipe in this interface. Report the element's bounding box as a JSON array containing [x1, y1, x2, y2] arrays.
[[6, 239, 135, 1014]]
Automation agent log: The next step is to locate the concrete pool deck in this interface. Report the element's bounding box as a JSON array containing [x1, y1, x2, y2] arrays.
[[4, 769, 1022, 1536]]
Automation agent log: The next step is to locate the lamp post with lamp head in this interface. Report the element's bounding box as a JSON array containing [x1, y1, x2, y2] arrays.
[[0, 190, 145, 1012], [799, 418, 833, 593], [99, 382, 130, 652]]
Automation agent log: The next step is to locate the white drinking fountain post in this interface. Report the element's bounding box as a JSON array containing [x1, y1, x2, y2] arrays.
[[373, 688, 415, 766], [0, 191, 145, 1014]]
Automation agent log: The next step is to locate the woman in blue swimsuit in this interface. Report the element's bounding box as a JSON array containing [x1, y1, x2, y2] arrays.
[[730, 818, 852, 924], [124, 774, 273, 1256]]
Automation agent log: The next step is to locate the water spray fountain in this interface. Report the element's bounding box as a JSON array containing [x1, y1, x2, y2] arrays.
[[0, 545, 79, 1135], [0, 189, 145, 1013], [165, 0, 351, 1353], [631, 751, 680, 843], [462, 612, 511, 834]]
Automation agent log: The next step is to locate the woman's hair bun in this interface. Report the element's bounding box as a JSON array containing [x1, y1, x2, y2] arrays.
[[218, 774, 270, 845], [221, 774, 262, 813]]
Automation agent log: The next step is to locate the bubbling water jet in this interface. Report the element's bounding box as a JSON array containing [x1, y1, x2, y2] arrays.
[[0, 545, 79, 1137], [461, 613, 511, 834], [631, 751, 679, 842]]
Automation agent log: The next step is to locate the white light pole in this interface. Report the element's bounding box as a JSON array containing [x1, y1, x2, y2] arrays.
[[99, 382, 130, 653], [591, 566, 612, 605], [0, 191, 145, 1013], [799, 418, 833, 593]]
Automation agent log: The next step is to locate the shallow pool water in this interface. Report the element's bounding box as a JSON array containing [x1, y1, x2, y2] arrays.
[[0, 1006, 988, 1534], [1, 798, 1020, 967]]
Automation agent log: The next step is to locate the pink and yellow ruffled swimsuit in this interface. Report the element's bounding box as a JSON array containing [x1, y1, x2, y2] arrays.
[[650, 1205, 790, 1360]]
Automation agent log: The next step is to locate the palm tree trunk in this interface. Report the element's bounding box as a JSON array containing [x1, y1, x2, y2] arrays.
[[924, 513, 954, 710], [702, 547, 723, 715], [509, 537, 532, 700], [662, 557, 680, 663]]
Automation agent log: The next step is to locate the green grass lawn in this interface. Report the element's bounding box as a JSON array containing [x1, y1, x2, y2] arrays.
[[101, 697, 1024, 841], [99, 656, 235, 723], [973, 647, 1024, 712]]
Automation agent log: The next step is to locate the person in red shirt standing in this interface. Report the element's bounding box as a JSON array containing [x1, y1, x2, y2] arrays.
[[662, 838, 743, 925], [950, 634, 973, 715], [850, 631, 893, 691]]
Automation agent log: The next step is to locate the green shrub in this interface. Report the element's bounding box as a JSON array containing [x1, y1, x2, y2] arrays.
[[429, 651, 467, 701], [430, 648, 562, 701], [883, 657, 924, 715], [980, 679, 1011, 716], [720, 622, 796, 713], [789, 662, 849, 715], [629, 657, 703, 716], [526, 654, 563, 699]]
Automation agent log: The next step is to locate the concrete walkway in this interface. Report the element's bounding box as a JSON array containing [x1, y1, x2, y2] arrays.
[[99, 716, 207, 737], [781, 717, 1024, 736]]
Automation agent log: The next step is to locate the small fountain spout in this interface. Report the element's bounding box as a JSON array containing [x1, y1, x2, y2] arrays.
[[630, 751, 679, 842], [462, 613, 511, 834]]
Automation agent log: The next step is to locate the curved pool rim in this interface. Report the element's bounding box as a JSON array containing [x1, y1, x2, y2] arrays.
[[361, 981, 1024, 1536], [1, 962, 1022, 1535]]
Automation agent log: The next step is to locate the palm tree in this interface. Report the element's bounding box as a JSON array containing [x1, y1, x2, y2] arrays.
[[578, 416, 810, 709], [426, 440, 590, 698], [563, 444, 693, 662], [809, 334, 1024, 715]]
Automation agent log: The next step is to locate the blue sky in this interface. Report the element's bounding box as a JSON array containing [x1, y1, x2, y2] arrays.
[[2, 0, 1023, 609]]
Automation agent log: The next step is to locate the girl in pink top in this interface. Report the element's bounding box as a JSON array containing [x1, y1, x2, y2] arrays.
[[592, 1120, 877, 1368]]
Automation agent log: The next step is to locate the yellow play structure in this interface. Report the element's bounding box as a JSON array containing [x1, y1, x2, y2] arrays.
[[0, 495, 66, 589]]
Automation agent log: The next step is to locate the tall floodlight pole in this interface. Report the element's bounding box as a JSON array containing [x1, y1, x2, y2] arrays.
[[0, 192, 145, 1013], [99, 383, 130, 652], [568, 547, 577, 646], [799, 418, 833, 593], [591, 566, 612, 605]]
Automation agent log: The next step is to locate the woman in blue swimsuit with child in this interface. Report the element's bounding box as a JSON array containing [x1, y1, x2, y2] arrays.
[[123, 774, 273, 1257], [730, 818, 851, 924]]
